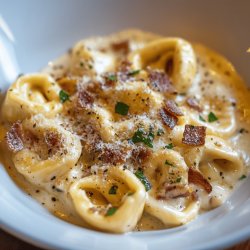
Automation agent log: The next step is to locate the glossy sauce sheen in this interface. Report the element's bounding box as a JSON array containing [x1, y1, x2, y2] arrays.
[[0, 30, 250, 232]]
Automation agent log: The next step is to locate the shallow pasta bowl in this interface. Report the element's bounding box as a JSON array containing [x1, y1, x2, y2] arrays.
[[0, 0, 250, 249]]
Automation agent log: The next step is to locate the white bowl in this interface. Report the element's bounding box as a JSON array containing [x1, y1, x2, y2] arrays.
[[0, 1, 250, 249]]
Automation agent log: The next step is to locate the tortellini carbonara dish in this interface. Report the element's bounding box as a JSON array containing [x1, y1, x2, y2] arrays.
[[0, 29, 250, 233]]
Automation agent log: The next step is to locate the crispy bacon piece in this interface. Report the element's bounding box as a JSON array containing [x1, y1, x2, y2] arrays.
[[148, 69, 175, 94], [131, 146, 152, 164], [159, 108, 178, 129], [98, 145, 128, 165], [77, 89, 94, 108], [6, 121, 24, 153], [182, 125, 206, 146], [157, 184, 190, 200], [186, 97, 202, 112], [57, 77, 77, 95], [45, 131, 62, 151], [116, 61, 132, 82], [165, 100, 183, 116], [111, 40, 129, 54], [188, 168, 212, 193]]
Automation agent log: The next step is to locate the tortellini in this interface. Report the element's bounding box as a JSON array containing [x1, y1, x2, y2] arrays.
[[2, 74, 62, 122], [144, 150, 200, 226], [12, 115, 82, 184], [1, 30, 249, 233], [69, 166, 146, 233], [199, 136, 244, 183], [129, 38, 197, 92]]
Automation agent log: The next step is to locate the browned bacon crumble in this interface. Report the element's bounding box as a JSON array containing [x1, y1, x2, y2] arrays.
[[77, 89, 94, 109], [159, 108, 178, 129], [164, 100, 183, 116], [188, 168, 212, 193], [148, 69, 175, 94], [182, 125, 206, 146], [111, 40, 129, 54], [5, 121, 24, 153], [131, 146, 152, 164], [97, 144, 129, 165], [186, 97, 202, 112], [45, 131, 62, 152], [157, 183, 190, 200]]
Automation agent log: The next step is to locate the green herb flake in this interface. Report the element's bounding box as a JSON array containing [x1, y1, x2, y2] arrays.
[[59, 90, 70, 103], [115, 102, 129, 116], [107, 74, 117, 82], [108, 185, 118, 195], [127, 69, 140, 76], [105, 207, 117, 216], [157, 129, 164, 136], [134, 170, 151, 191], [239, 175, 247, 180], [127, 192, 134, 196], [199, 115, 206, 122], [208, 112, 218, 122], [165, 160, 174, 167], [165, 143, 174, 149], [175, 177, 182, 183], [131, 128, 154, 148]]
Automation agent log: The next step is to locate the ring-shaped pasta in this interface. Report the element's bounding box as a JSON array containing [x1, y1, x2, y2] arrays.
[[2, 74, 62, 122], [13, 115, 82, 184], [129, 38, 197, 92], [199, 136, 244, 182], [144, 150, 200, 226], [69, 166, 146, 233]]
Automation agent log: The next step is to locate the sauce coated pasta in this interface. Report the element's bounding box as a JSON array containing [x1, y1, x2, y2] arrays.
[[0, 30, 250, 233]]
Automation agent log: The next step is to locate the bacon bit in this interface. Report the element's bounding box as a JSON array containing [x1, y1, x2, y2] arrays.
[[98, 145, 128, 165], [148, 69, 175, 94], [57, 77, 77, 95], [111, 40, 129, 54], [165, 100, 183, 116], [188, 168, 212, 193], [182, 125, 206, 146], [159, 108, 178, 129], [85, 81, 102, 94], [45, 131, 62, 151], [157, 184, 190, 200], [131, 146, 152, 164], [77, 89, 94, 108], [116, 61, 132, 82], [6, 121, 24, 153], [117, 60, 131, 73], [186, 97, 202, 112], [103, 74, 117, 87]]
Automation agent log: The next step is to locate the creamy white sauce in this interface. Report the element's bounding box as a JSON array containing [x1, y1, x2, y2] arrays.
[[0, 30, 250, 232]]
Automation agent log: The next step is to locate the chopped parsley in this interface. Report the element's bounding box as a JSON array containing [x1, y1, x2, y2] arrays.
[[109, 185, 118, 195], [131, 128, 154, 148], [157, 129, 164, 136], [115, 102, 129, 115], [127, 69, 140, 76], [107, 74, 117, 82], [59, 90, 70, 103], [239, 175, 247, 180], [165, 143, 174, 149], [165, 160, 174, 167], [175, 177, 182, 183], [134, 170, 151, 191], [105, 207, 117, 216], [208, 112, 218, 122], [199, 115, 206, 122]]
